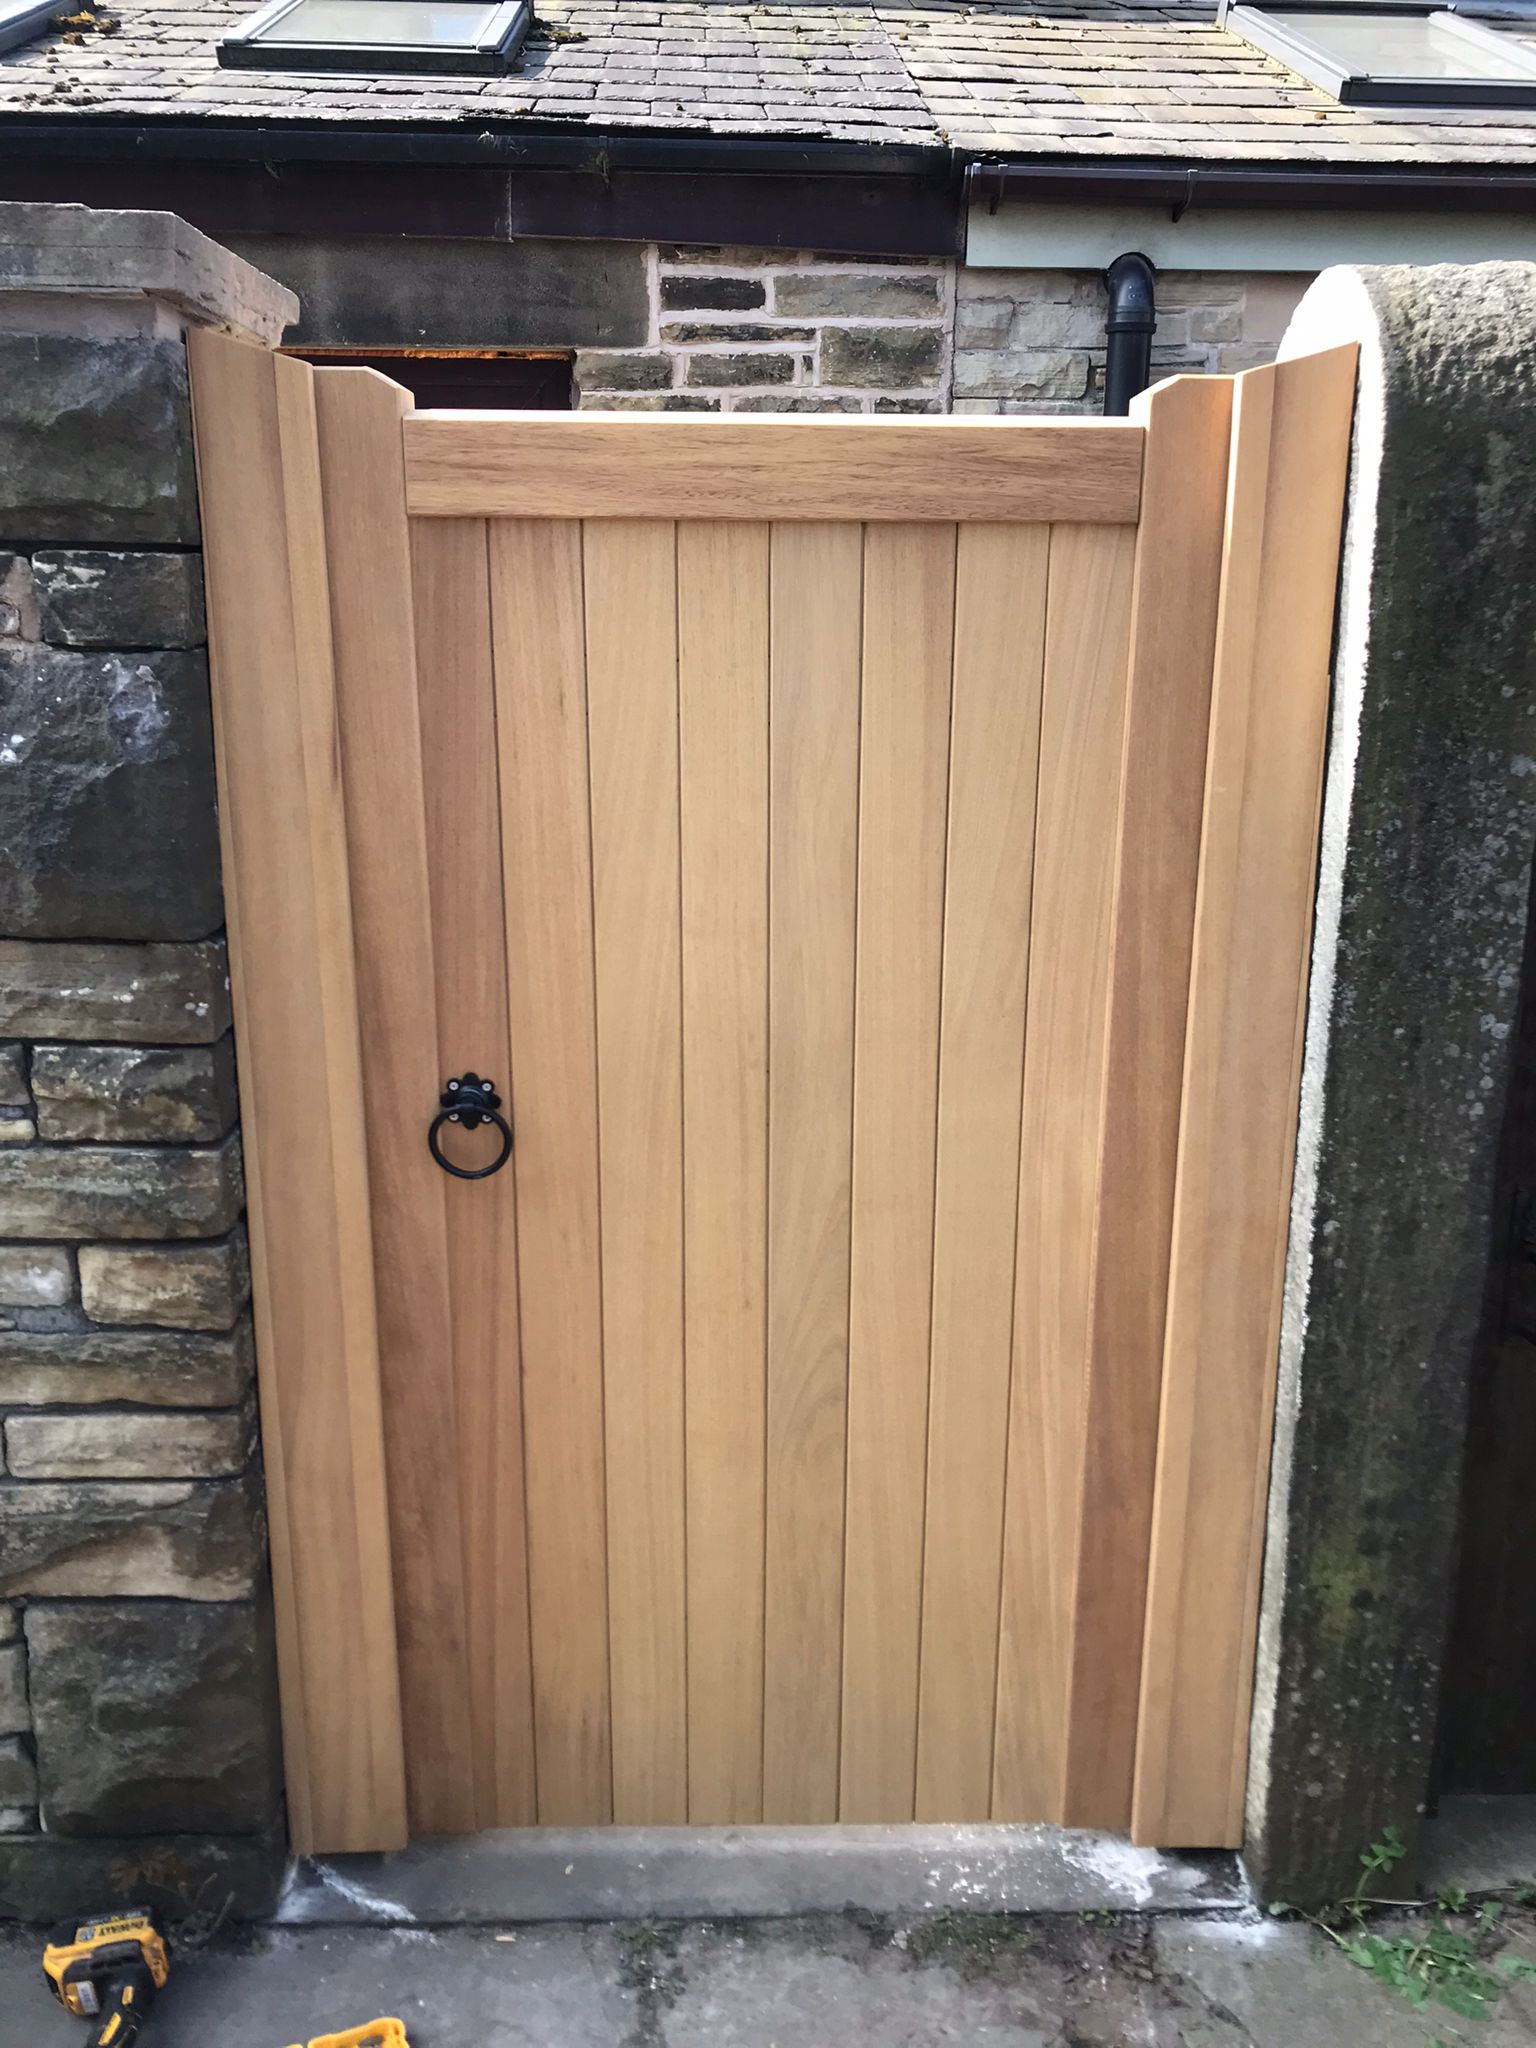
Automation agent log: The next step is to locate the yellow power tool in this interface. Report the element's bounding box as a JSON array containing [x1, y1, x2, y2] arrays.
[[44, 1909, 171, 2048], [44, 1905, 410, 2048], [291, 2027, 411, 2048]]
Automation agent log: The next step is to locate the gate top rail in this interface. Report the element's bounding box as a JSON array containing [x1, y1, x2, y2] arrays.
[[401, 410, 1145, 524]]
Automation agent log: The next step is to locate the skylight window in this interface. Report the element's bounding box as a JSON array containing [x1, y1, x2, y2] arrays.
[[1221, 0, 1536, 104], [0, 0, 68, 54], [217, 0, 530, 72]]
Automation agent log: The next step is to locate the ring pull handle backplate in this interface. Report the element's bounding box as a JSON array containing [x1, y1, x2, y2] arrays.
[[428, 1073, 513, 1180]]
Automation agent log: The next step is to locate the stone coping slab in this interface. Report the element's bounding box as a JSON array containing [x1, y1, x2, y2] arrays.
[[0, 202, 297, 343]]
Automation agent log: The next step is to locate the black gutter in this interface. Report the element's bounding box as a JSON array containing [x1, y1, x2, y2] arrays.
[[4, 117, 1534, 203], [969, 157, 1536, 215], [0, 114, 950, 178], [4, 117, 1536, 258]]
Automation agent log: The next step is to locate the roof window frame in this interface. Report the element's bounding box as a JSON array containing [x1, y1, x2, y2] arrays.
[[1220, 0, 1536, 105], [217, 0, 531, 75], [0, 0, 68, 56]]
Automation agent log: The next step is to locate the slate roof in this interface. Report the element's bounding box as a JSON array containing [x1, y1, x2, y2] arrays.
[[4, 0, 1536, 165]]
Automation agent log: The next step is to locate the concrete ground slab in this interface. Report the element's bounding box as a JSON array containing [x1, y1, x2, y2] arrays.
[[3, 1924, 638, 2048], [1153, 1911, 1536, 2047], [274, 1824, 1244, 1926], [7, 1904, 1536, 2047], [1421, 1795, 1536, 1898]]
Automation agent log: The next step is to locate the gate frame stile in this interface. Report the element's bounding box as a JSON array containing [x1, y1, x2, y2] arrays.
[[1133, 344, 1359, 1849], [1061, 371, 1235, 1833], [310, 365, 485, 1838], [187, 327, 408, 1856]]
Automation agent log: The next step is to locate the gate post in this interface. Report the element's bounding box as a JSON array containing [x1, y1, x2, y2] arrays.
[[0, 203, 299, 1920], [1246, 263, 1536, 1906]]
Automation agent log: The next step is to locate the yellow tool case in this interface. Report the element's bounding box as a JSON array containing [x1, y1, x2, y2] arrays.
[[289, 2023, 410, 2048]]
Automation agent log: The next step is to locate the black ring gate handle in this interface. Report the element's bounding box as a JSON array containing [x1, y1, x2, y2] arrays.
[[428, 1073, 513, 1181]]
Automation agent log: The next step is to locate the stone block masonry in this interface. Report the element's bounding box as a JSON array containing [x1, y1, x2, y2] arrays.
[[0, 202, 294, 1921], [575, 247, 954, 414], [573, 249, 1305, 417], [951, 269, 1311, 416]]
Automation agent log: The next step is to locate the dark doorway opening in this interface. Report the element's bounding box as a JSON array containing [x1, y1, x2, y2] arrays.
[[282, 346, 574, 409]]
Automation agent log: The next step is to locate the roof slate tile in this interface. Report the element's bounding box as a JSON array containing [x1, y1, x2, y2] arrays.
[[2, 0, 1536, 166]]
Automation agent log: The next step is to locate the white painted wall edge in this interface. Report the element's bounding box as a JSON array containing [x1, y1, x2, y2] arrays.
[[965, 199, 1536, 271]]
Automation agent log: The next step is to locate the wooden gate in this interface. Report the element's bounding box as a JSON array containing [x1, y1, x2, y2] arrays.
[[187, 331, 1355, 1855]]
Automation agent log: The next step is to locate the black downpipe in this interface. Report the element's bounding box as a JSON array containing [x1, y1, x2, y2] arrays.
[[1103, 252, 1157, 417]]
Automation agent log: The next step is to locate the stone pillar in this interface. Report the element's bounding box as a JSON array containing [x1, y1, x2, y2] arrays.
[[1245, 262, 1536, 1906], [0, 203, 298, 1922]]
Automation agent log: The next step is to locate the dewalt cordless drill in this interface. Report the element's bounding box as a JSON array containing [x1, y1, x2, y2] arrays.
[[43, 1909, 170, 2047]]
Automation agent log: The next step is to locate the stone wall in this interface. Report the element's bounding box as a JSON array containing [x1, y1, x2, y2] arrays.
[[952, 269, 1311, 414], [571, 248, 1306, 413], [217, 230, 1316, 416], [0, 202, 294, 1924], [574, 245, 954, 413]]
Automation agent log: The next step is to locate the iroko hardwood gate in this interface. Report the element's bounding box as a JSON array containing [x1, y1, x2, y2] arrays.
[[187, 330, 1355, 1856]]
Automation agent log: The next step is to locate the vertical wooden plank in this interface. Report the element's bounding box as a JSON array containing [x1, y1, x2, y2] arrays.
[[312, 368, 476, 1838], [1061, 376, 1234, 1830], [840, 523, 956, 1822], [1133, 346, 1357, 1848], [584, 519, 689, 1825], [678, 519, 770, 1825], [489, 518, 613, 1824], [992, 522, 1137, 1822], [762, 522, 863, 1822], [411, 515, 536, 1829], [187, 330, 406, 1853], [915, 525, 1048, 1821]]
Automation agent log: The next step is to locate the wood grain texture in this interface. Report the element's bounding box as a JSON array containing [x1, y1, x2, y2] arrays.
[[915, 524, 1049, 1821], [762, 522, 863, 1822], [410, 515, 536, 1829], [197, 352, 1350, 1848], [1132, 346, 1357, 1849], [839, 524, 957, 1822], [992, 522, 1137, 1823], [187, 330, 406, 1853], [584, 519, 689, 1825], [678, 520, 771, 1824], [405, 415, 1144, 526], [489, 518, 614, 1824], [1061, 376, 1234, 1831], [312, 367, 475, 1838]]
